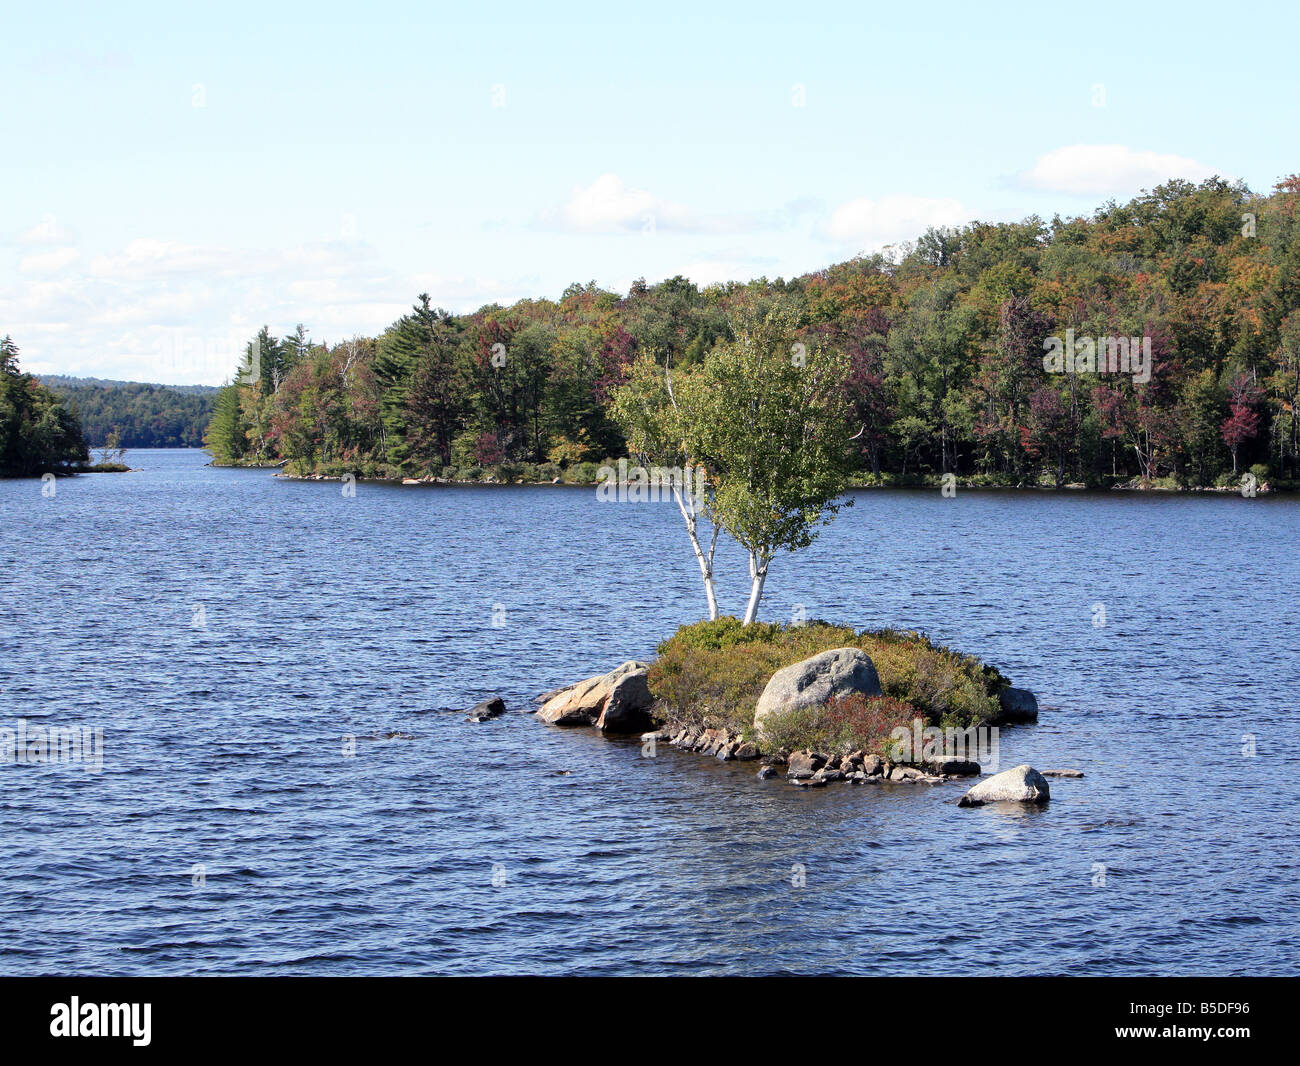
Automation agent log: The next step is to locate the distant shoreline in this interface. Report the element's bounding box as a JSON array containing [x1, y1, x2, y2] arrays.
[[249, 467, 1291, 495]]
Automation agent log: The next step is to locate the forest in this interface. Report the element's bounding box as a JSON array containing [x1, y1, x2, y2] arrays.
[[0, 338, 89, 475], [40, 377, 216, 449], [203, 176, 1300, 489]]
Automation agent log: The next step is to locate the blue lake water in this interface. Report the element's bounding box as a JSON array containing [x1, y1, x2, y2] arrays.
[[2, 448, 1298, 975]]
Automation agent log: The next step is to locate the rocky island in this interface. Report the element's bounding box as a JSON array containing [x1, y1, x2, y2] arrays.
[[526, 618, 1067, 808]]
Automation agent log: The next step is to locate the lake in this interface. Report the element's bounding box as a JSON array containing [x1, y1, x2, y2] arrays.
[[2, 448, 1298, 975]]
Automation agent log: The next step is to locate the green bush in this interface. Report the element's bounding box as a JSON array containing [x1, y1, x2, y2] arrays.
[[1249, 463, 1270, 482], [759, 694, 916, 757], [647, 617, 1003, 744], [456, 465, 483, 481], [656, 615, 785, 653], [563, 461, 601, 485], [489, 462, 522, 482]]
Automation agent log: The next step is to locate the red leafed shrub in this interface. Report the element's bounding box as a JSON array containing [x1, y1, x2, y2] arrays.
[[758, 693, 918, 757], [825, 693, 916, 749]]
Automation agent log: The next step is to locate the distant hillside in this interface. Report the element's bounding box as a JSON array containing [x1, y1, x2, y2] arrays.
[[40, 376, 218, 448], [40, 375, 219, 396]]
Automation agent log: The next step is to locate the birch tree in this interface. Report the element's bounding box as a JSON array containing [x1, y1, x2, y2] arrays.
[[609, 353, 722, 620], [688, 306, 855, 624]]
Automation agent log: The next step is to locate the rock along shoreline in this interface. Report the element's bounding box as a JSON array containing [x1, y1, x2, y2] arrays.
[[518, 653, 1081, 809]]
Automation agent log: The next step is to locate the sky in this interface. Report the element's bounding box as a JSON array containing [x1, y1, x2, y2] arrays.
[[3, 1, 1297, 385]]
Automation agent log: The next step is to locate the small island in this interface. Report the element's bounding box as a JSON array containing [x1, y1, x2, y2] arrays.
[[529, 617, 1055, 807]]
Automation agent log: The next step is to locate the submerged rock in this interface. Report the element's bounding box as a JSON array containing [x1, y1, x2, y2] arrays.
[[1041, 768, 1084, 778], [958, 764, 1051, 807], [464, 696, 506, 722], [753, 648, 883, 739], [536, 661, 654, 733]]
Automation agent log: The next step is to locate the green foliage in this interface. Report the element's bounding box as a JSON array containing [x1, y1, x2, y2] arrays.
[[647, 618, 1002, 740], [758, 694, 917, 757], [562, 460, 602, 484], [0, 337, 89, 475], [204, 382, 249, 462], [655, 615, 785, 653], [686, 302, 855, 565], [39, 377, 215, 448], [199, 176, 1300, 488]]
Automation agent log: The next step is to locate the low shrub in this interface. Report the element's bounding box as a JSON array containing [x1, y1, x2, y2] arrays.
[[759, 694, 916, 757], [489, 462, 523, 482], [647, 617, 1003, 745], [563, 461, 602, 485]]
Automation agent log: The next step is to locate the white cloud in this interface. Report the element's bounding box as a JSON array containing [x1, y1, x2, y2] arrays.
[[17, 217, 75, 245], [88, 239, 240, 279], [825, 195, 968, 249], [548, 173, 776, 235], [1, 234, 537, 384], [1, 236, 408, 384], [91, 291, 208, 326], [560, 174, 669, 232], [1020, 144, 1219, 197], [19, 247, 80, 274]]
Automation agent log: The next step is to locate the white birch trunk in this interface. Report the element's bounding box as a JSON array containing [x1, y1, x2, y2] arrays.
[[741, 550, 769, 625], [672, 483, 719, 620]]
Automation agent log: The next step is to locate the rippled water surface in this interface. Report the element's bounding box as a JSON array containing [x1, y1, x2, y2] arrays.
[[2, 449, 1298, 975]]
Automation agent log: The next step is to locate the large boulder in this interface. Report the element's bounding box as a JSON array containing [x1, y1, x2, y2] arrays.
[[957, 764, 1051, 807], [991, 687, 1038, 724], [536, 661, 654, 733], [753, 648, 883, 739], [786, 750, 826, 779]]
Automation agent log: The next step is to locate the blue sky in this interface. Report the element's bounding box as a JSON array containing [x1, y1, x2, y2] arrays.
[[3, 1, 1296, 383]]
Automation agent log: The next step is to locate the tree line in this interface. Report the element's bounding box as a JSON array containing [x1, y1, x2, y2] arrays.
[[0, 338, 88, 475], [40, 377, 217, 449], [204, 175, 1300, 490]]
